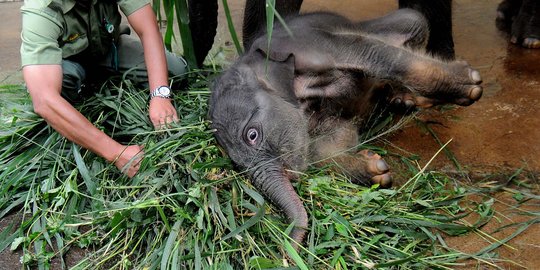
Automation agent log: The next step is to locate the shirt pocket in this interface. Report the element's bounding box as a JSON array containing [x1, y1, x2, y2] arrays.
[[61, 32, 89, 59], [59, 13, 89, 59]]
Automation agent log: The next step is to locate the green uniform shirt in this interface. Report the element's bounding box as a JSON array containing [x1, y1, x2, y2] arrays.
[[20, 0, 149, 67]]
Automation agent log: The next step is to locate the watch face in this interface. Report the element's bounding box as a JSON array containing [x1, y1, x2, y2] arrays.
[[158, 86, 170, 96]]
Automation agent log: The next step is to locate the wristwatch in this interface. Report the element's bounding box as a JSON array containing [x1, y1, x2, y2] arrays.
[[150, 85, 172, 99]]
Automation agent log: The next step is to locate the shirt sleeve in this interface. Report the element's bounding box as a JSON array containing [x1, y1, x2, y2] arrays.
[[20, 9, 63, 66], [117, 0, 150, 17]]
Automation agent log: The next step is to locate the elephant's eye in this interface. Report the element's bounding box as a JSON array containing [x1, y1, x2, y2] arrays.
[[246, 128, 259, 146]]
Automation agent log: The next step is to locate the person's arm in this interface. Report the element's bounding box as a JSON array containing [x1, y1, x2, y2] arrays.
[[23, 65, 143, 177], [127, 4, 179, 129]]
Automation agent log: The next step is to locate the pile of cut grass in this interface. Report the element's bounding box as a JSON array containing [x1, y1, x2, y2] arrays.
[[0, 77, 535, 270]]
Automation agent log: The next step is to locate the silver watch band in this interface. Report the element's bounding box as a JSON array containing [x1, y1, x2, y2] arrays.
[[151, 85, 171, 99]]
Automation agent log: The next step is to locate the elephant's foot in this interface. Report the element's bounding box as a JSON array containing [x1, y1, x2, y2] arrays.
[[388, 60, 482, 109], [497, 0, 540, 49], [358, 150, 392, 188], [404, 59, 483, 107]]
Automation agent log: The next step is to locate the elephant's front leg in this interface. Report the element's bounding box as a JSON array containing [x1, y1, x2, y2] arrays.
[[397, 58, 483, 107], [292, 39, 483, 108], [277, 11, 483, 108]]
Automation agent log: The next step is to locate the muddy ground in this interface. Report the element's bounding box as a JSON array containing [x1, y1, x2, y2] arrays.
[[1, 0, 539, 269]]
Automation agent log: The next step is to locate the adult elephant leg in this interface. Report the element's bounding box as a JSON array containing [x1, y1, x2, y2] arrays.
[[188, 0, 218, 67], [242, 0, 303, 50], [497, 0, 540, 48], [510, 0, 540, 48], [497, 0, 523, 23], [398, 0, 455, 60]]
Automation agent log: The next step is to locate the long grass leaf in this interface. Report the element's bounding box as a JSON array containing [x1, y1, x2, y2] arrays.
[[72, 144, 96, 196], [174, 0, 197, 69], [221, 0, 243, 55], [161, 220, 183, 270]]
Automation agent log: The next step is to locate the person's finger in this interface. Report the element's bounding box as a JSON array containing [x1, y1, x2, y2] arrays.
[[170, 110, 179, 123], [133, 163, 140, 172], [159, 117, 167, 129], [165, 114, 175, 126], [151, 117, 160, 129]]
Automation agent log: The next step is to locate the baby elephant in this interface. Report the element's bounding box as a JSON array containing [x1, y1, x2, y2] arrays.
[[209, 9, 482, 247]]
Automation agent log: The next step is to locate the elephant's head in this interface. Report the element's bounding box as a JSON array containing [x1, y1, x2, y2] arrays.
[[209, 49, 310, 245]]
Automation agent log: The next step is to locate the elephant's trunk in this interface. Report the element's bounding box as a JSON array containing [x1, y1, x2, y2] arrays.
[[250, 161, 308, 248]]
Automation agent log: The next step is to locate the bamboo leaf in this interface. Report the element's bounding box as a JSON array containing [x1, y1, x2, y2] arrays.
[[283, 238, 309, 270], [220, 183, 266, 241], [174, 0, 197, 69], [72, 144, 97, 196], [161, 220, 183, 270], [221, 0, 243, 55]]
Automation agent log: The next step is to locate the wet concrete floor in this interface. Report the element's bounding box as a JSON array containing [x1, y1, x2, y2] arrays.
[[0, 2, 23, 84], [1, 0, 539, 268]]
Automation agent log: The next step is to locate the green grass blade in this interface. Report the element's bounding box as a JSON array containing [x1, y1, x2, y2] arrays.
[[283, 239, 308, 270], [221, 0, 243, 55], [161, 220, 183, 270], [72, 144, 97, 196], [174, 0, 197, 69]]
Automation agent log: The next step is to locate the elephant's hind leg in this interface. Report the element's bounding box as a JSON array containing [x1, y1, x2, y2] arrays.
[[310, 119, 392, 187], [323, 150, 392, 188]]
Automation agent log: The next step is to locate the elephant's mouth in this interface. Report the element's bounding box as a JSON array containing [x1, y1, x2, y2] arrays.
[[278, 151, 308, 179]]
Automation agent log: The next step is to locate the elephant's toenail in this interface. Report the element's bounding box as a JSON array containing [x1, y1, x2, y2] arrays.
[[523, 38, 540, 49], [376, 160, 388, 172], [510, 36, 518, 44], [469, 86, 483, 100], [380, 174, 392, 188], [457, 98, 473, 106], [470, 70, 482, 83], [404, 100, 415, 107]]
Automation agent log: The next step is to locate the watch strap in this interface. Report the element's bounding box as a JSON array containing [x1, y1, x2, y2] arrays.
[[150, 85, 171, 99]]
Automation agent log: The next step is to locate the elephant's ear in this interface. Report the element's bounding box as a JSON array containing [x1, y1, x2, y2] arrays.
[[245, 46, 298, 105]]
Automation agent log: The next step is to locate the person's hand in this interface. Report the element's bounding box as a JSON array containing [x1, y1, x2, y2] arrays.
[[114, 145, 144, 178], [149, 98, 178, 129]]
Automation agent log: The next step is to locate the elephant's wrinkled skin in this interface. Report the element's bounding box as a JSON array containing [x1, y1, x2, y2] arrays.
[[209, 9, 483, 247]]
